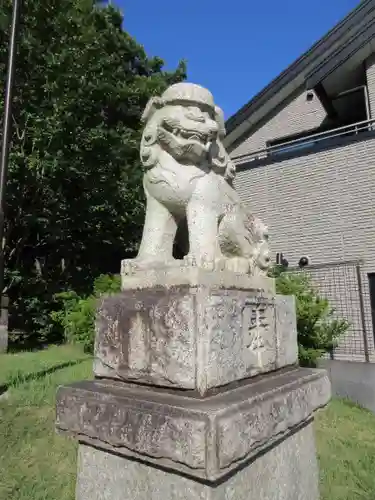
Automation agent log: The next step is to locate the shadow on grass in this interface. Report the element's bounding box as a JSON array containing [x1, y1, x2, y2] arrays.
[[4, 359, 89, 388], [0, 360, 93, 500]]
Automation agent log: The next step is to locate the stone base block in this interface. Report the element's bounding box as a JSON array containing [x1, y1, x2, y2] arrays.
[[76, 421, 319, 500], [56, 367, 330, 481], [120, 262, 276, 293], [94, 279, 298, 395]]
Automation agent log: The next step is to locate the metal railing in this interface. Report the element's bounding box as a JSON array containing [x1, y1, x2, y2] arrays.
[[232, 118, 375, 166]]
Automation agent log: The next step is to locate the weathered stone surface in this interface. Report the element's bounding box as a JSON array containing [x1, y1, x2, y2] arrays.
[[55, 80, 326, 500], [93, 283, 290, 394], [94, 283, 297, 394], [275, 294, 298, 368], [126, 82, 271, 277], [120, 264, 275, 293], [76, 422, 319, 500], [56, 367, 330, 481]]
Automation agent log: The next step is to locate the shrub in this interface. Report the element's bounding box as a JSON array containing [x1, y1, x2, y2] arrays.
[[270, 266, 349, 367], [51, 274, 121, 353]]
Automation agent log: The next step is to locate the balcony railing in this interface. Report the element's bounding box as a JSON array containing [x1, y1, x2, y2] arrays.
[[232, 118, 375, 167]]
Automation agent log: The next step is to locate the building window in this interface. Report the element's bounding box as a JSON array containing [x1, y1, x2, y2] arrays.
[[331, 86, 368, 127]]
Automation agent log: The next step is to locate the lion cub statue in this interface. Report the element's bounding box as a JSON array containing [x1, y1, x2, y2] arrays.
[[126, 82, 270, 276]]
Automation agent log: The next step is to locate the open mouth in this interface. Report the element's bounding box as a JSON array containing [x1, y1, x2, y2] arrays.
[[162, 122, 212, 146]]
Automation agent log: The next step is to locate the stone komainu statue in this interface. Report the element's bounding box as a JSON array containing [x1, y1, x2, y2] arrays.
[[129, 82, 270, 276]]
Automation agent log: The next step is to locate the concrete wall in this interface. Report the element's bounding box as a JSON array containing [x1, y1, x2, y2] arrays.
[[320, 359, 375, 413], [230, 89, 327, 158]]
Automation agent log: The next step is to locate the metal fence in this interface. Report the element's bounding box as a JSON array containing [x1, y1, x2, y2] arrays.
[[286, 260, 373, 362]]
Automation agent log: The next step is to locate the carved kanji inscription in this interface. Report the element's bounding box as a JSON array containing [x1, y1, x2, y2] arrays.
[[242, 299, 274, 368]]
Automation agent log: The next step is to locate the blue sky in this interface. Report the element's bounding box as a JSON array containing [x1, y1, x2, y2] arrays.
[[117, 0, 360, 119]]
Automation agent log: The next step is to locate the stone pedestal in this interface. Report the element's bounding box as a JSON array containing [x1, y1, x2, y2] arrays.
[[75, 422, 319, 500], [55, 81, 331, 498], [55, 273, 330, 500], [93, 271, 296, 395]]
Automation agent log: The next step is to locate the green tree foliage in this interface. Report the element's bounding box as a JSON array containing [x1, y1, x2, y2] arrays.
[[271, 266, 349, 366], [51, 273, 121, 353], [0, 0, 186, 346]]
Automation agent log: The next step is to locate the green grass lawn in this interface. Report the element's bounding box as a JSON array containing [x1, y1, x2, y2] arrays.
[[0, 344, 91, 389], [316, 399, 375, 499], [1, 347, 375, 499], [0, 357, 92, 500]]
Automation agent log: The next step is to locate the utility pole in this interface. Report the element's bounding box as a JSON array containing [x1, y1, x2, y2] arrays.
[[0, 0, 21, 352]]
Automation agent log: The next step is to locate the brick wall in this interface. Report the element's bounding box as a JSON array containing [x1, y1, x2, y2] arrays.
[[230, 89, 327, 158], [366, 54, 375, 118], [234, 136, 375, 360]]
